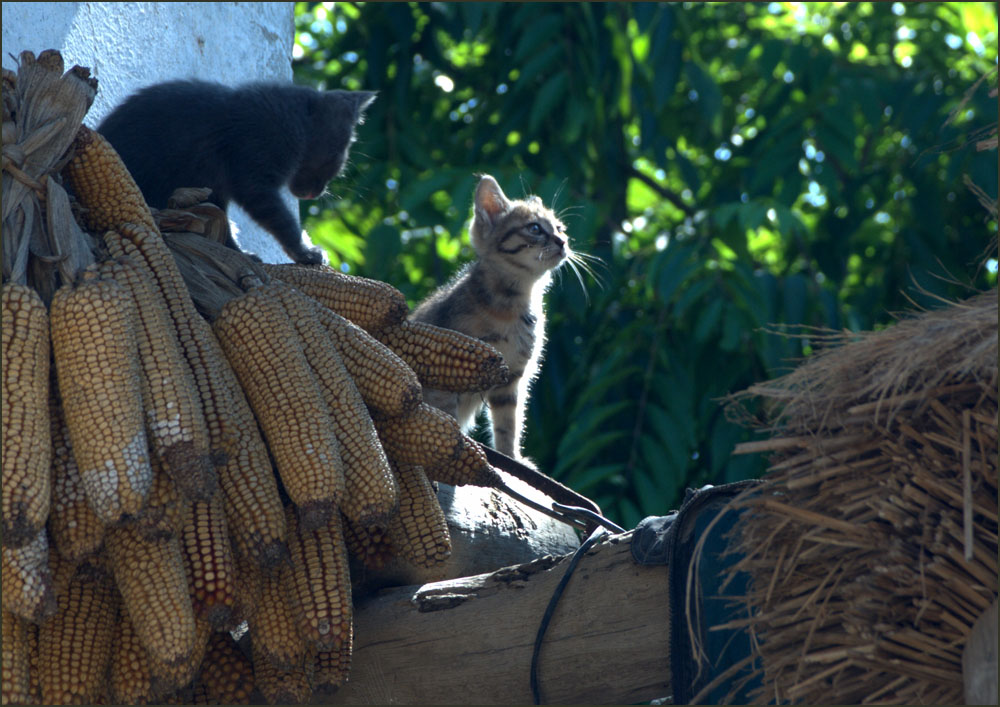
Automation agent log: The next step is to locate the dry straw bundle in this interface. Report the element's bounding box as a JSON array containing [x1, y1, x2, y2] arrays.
[[721, 289, 998, 705]]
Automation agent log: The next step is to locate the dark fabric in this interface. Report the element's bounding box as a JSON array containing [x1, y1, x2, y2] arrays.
[[631, 480, 763, 705]]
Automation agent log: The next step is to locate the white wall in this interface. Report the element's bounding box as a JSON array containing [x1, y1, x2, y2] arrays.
[[2, 1, 299, 263]]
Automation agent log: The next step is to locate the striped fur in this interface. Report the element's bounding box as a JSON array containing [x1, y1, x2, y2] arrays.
[[411, 175, 569, 459]]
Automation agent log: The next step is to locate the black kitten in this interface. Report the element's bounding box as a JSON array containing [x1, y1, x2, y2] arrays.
[[97, 80, 375, 264]]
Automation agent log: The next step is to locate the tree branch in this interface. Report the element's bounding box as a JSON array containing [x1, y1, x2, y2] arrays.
[[629, 166, 695, 217]]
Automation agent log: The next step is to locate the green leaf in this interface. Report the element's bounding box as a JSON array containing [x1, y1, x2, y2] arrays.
[[553, 430, 629, 479], [653, 244, 700, 305], [693, 297, 724, 344], [565, 462, 626, 492], [363, 224, 401, 281], [783, 274, 807, 325], [529, 72, 569, 133], [513, 15, 565, 64], [683, 61, 723, 136], [515, 44, 562, 88], [757, 39, 785, 79], [557, 401, 632, 458]]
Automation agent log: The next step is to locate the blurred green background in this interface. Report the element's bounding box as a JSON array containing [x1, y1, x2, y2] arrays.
[[293, 1, 997, 529]]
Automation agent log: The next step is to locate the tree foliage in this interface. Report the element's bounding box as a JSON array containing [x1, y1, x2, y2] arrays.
[[293, 1, 997, 528]]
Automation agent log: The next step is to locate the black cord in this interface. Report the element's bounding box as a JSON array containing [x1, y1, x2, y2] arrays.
[[551, 502, 627, 535], [530, 527, 609, 705]]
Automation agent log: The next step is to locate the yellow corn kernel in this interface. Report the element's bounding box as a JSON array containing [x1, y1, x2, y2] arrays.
[[1, 284, 51, 547], [109, 610, 154, 705], [284, 505, 353, 653], [316, 303, 422, 417], [263, 263, 408, 334], [274, 283, 398, 527], [61, 125, 157, 233], [378, 320, 510, 393], [2, 610, 31, 705], [99, 256, 216, 500], [133, 463, 186, 542], [252, 647, 313, 706], [105, 228, 240, 473], [388, 462, 452, 568], [342, 514, 393, 570], [47, 379, 104, 562], [195, 632, 255, 704], [424, 433, 502, 488], [374, 402, 465, 468], [213, 327, 288, 570], [147, 614, 211, 699], [105, 524, 196, 669], [214, 289, 344, 530], [313, 635, 353, 694], [50, 276, 153, 524], [179, 495, 237, 629], [1, 528, 56, 622], [246, 559, 308, 671], [37, 558, 117, 705]]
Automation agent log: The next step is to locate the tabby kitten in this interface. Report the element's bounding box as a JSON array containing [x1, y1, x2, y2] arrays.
[[97, 80, 375, 264], [412, 175, 575, 460]]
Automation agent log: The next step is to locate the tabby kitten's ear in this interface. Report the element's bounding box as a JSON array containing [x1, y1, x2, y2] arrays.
[[473, 175, 511, 228]]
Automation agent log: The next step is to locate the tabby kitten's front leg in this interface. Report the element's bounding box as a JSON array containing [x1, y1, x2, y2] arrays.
[[486, 379, 521, 459]]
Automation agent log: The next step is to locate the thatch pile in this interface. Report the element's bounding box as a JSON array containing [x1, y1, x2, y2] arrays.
[[720, 290, 997, 704]]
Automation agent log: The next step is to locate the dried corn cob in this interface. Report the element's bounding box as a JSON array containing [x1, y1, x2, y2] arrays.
[[2, 610, 31, 705], [378, 320, 510, 393], [316, 304, 422, 417], [230, 545, 264, 629], [47, 379, 104, 562], [50, 276, 153, 524], [388, 463, 452, 568], [214, 289, 344, 530], [252, 648, 312, 706], [1, 284, 51, 548], [342, 515, 393, 570], [424, 434, 502, 488], [195, 631, 255, 704], [214, 356, 288, 569], [61, 125, 157, 233], [109, 610, 154, 705], [104, 228, 239, 472], [37, 559, 117, 705], [25, 621, 39, 704], [1, 528, 56, 622], [374, 402, 464, 468], [99, 256, 216, 500], [284, 505, 352, 652], [105, 524, 196, 668], [274, 283, 397, 526], [179, 495, 236, 629], [114, 229, 285, 563], [263, 263, 409, 334], [133, 462, 186, 542], [147, 614, 211, 699], [246, 561, 307, 670], [313, 635, 353, 693]]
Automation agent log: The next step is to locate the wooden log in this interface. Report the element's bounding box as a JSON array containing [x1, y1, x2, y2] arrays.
[[351, 473, 582, 595], [319, 530, 670, 705]]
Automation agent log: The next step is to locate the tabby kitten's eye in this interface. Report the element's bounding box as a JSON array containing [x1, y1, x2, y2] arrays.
[[527, 223, 542, 235]]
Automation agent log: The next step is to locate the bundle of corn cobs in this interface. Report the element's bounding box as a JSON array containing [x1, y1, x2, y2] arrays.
[[2, 52, 514, 704]]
